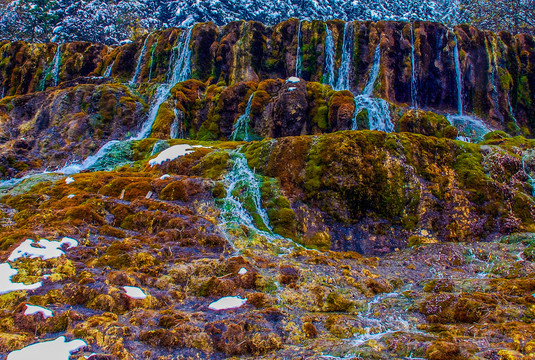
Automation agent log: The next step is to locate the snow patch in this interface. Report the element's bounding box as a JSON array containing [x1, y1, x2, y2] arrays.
[[288, 87, 296, 91], [8, 237, 78, 262], [208, 296, 247, 310], [149, 144, 205, 166], [24, 304, 53, 319], [7, 336, 86, 360], [238, 267, 248, 275], [65, 177, 75, 184], [0, 263, 42, 295], [67, 194, 75, 199], [123, 286, 147, 299], [160, 174, 171, 180], [286, 77, 300, 83]]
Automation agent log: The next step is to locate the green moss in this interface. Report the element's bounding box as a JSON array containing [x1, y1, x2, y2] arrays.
[[159, 181, 189, 201], [212, 182, 227, 199], [301, 231, 331, 251], [261, 177, 297, 239], [453, 142, 489, 202], [191, 150, 230, 180]]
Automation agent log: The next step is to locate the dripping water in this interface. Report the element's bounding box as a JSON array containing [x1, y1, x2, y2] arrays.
[[323, 24, 336, 88], [170, 108, 185, 139], [51, 44, 62, 87], [232, 94, 253, 141], [335, 21, 353, 91], [104, 60, 115, 77], [488, 37, 501, 120], [448, 32, 494, 143], [362, 43, 381, 97], [410, 22, 418, 109], [508, 92, 518, 126], [148, 36, 160, 82], [129, 35, 150, 85], [453, 33, 463, 115], [295, 20, 302, 78]]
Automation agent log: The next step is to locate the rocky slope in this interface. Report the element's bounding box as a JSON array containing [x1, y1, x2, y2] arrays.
[[0, 19, 534, 360]]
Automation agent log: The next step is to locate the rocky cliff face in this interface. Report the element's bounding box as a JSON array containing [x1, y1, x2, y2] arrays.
[[1, 21, 534, 137]]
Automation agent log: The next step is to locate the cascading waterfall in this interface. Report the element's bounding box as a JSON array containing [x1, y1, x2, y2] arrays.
[[410, 22, 418, 109], [60, 140, 133, 175], [447, 32, 492, 143], [104, 60, 115, 77], [351, 45, 394, 133], [134, 26, 192, 140], [295, 20, 302, 78], [453, 33, 463, 115], [335, 21, 353, 91], [51, 44, 62, 87], [231, 94, 254, 141], [219, 150, 272, 234], [217, 149, 305, 254], [58, 26, 193, 174], [129, 35, 150, 85], [323, 24, 336, 88]]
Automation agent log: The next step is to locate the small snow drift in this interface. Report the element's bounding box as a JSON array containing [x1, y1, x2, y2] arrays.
[[65, 177, 75, 184], [8, 237, 78, 262], [149, 144, 206, 166], [24, 304, 53, 319], [238, 267, 248, 275], [123, 286, 147, 300], [0, 263, 42, 295], [208, 296, 247, 310], [286, 77, 300, 83], [7, 336, 86, 360]]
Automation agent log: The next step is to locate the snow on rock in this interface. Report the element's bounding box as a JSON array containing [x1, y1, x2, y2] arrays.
[[238, 267, 248, 275], [67, 194, 75, 199], [0, 0, 465, 45], [65, 177, 75, 184], [286, 77, 300, 83], [149, 144, 205, 166], [160, 174, 171, 180], [208, 296, 247, 310], [0, 263, 42, 295], [288, 87, 297, 91], [8, 237, 78, 262], [123, 286, 147, 299], [7, 336, 86, 360], [24, 304, 53, 319]]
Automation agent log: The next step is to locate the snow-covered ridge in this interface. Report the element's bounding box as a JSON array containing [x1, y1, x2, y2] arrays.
[[0, 0, 464, 44]]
